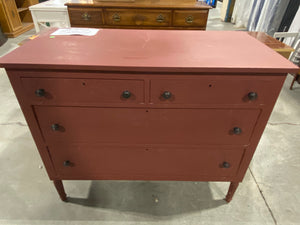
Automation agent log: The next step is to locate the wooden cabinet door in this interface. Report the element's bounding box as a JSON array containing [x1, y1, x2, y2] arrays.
[[2, 0, 22, 31]]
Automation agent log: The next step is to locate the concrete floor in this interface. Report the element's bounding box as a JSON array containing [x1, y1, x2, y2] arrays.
[[0, 2, 300, 225]]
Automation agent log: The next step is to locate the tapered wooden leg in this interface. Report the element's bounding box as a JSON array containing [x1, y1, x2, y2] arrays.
[[53, 180, 67, 201], [225, 182, 239, 203], [290, 76, 297, 90], [290, 74, 299, 90]]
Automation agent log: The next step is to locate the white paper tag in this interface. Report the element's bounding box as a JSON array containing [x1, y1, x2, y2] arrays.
[[50, 28, 100, 36]]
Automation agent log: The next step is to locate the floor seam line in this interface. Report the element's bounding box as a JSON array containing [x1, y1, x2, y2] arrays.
[[268, 122, 300, 126], [249, 168, 278, 225], [0, 122, 28, 126]]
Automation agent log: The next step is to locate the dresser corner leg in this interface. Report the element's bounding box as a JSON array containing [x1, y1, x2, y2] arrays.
[[53, 180, 67, 201], [225, 181, 239, 203]]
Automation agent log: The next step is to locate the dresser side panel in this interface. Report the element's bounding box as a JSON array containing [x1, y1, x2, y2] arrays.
[[235, 74, 286, 182], [6, 69, 58, 180]]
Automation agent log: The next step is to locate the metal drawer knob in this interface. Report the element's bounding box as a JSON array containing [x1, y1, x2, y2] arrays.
[[113, 13, 121, 22], [222, 162, 231, 168], [63, 160, 71, 167], [51, 124, 60, 131], [35, 89, 45, 97], [162, 91, 172, 99], [82, 12, 91, 21], [185, 16, 194, 24], [156, 14, 165, 23], [248, 92, 258, 100], [233, 127, 242, 135], [122, 90, 131, 98]]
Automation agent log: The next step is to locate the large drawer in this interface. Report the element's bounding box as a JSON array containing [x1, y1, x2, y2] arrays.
[[150, 77, 282, 105], [35, 107, 260, 145], [21, 78, 145, 105], [173, 10, 208, 27], [104, 9, 171, 27], [49, 144, 244, 180], [68, 8, 103, 26]]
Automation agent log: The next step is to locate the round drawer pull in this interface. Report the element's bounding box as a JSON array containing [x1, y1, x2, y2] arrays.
[[122, 90, 131, 99], [248, 92, 258, 100], [222, 161, 231, 168], [63, 160, 71, 167], [113, 13, 121, 22], [81, 12, 91, 21], [162, 91, 172, 99], [51, 124, 60, 131], [233, 127, 242, 135], [156, 14, 165, 23], [35, 89, 45, 97], [185, 16, 194, 24]]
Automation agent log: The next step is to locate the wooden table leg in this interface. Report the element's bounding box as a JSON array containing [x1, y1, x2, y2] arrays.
[[225, 181, 239, 203], [290, 74, 299, 90], [53, 180, 67, 201]]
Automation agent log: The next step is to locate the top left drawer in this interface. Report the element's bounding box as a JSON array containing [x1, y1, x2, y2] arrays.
[[68, 8, 103, 27], [21, 78, 145, 106]]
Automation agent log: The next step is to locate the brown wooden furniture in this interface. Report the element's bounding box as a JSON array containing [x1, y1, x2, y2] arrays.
[[247, 31, 295, 59], [0, 0, 38, 37], [0, 29, 298, 202], [66, 0, 211, 30], [248, 32, 300, 89]]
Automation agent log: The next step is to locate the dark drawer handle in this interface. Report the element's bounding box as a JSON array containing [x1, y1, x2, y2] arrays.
[[82, 12, 91, 21], [156, 14, 165, 23], [35, 89, 45, 97], [222, 161, 231, 168], [51, 124, 60, 131], [63, 160, 71, 167], [233, 127, 242, 135], [162, 91, 172, 99], [248, 92, 258, 100], [185, 16, 194, 24], [113, 13, 121, 22], [122, 90, 131, 99]]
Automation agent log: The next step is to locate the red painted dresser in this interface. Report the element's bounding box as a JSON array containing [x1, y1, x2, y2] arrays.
[[0, 29, 298, 202]]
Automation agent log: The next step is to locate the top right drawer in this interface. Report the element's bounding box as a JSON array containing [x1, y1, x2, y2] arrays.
[[150, 76, 284, 105], [173, 10, 208, 27]]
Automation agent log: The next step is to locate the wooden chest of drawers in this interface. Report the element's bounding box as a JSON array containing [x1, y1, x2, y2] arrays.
[[66, 0, 211, 30], [0, 29, 298, 202]]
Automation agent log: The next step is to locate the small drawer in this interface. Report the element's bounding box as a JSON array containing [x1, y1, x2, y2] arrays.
[[150, 76, 282, 105], [49, 144, 244, 180], [173, 10, 208, 27], [21, 78, 144, 105], [104, 9, 171, 26], [33, 11, 67, 21], [68, 8, 103, 26]]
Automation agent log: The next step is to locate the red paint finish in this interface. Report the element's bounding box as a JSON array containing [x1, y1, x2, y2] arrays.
[[150, 77, 283, 105], [49, 144, 244, 180], [53, 180, 67, 201], [35, 106, 259, 146], [225, 181, 239, 203], [0, 29, 297, 202], [21, 77, 145, 105], [0, 29, 298, 74]]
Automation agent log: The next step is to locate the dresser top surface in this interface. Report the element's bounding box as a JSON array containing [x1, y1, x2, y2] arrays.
[[65, 0, 211, 8], [0, 29, 298, 74]]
